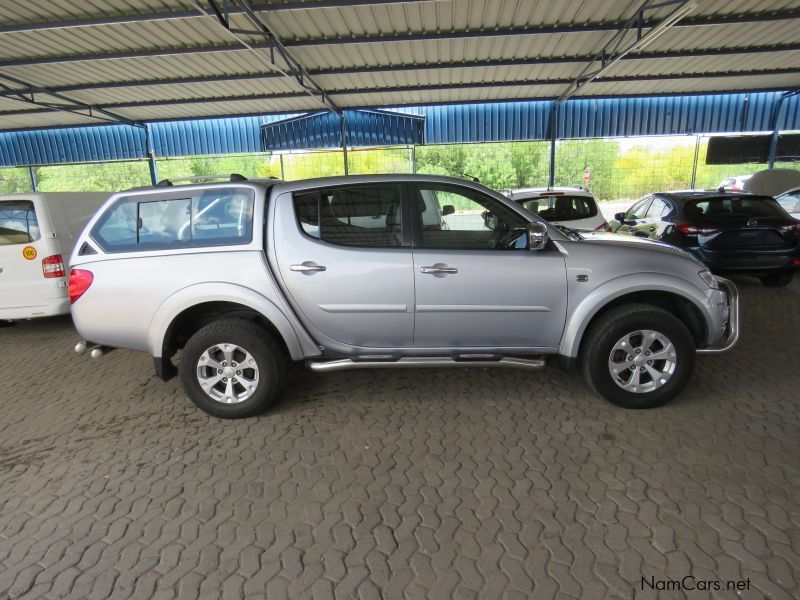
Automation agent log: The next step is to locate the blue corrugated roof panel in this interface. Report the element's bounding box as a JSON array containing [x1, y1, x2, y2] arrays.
[[262, 109, 424, 150], [0, 92, 798, 168], [413, 101, 552, 143], [0, 124, 146, 167], [150, 114, 291, 157]]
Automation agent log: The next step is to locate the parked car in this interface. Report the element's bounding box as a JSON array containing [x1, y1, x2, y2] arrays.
[[718, 168, 800, 196], [69, 174, 738, 418], [717, 175, 751, 192], [0, 192, 110, 321], [613, 191, 800, 286], [503, 187, 612, 232], [775, 187, 800, 218]]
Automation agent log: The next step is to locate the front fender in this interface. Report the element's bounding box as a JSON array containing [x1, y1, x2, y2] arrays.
[[558, 273, 718, 358], [147, 282, 320, 360]]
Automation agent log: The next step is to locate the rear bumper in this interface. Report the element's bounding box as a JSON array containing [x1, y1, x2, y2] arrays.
[[696, 277, 739, 354], [688, 247, 798, 276], [0, 297, 70, 320]]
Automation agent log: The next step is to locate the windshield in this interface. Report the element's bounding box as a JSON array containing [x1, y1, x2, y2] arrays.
[[519, 195, 597, 222], [684, 196, 786, 220]]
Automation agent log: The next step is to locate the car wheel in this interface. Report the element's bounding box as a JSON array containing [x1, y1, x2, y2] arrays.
[[581, 303, 695, 409], [759, 272, 794, 287], [179, 319, 286, 418]]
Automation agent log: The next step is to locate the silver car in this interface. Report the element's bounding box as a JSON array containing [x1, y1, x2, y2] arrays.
[[69, 174, 738, 418]]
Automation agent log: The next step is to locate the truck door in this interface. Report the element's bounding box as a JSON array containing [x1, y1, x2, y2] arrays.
[[273, 184, 415, 349], [409, 183, 568, 349]]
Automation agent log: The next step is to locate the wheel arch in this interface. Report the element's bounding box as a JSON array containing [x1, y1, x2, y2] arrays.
[[148, 283, 319, 364], [559, 276, 711, 359]]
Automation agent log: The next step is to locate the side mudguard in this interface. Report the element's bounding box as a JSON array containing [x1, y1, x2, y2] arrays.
[[558, 273, 717, 358], [147, 282, 321, 360]]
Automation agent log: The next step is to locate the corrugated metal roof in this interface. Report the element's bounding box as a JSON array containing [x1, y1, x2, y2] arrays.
[[262, 109, 424, 149], [0, 0, 798, 128], [0, 123, 146, 166], [2, 92, 799, 168]]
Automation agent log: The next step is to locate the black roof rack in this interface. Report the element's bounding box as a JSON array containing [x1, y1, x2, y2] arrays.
[[155, 173, 248, 187]]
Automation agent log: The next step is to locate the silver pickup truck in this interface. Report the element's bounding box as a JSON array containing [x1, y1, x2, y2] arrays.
[[69, 174, 738, 418]]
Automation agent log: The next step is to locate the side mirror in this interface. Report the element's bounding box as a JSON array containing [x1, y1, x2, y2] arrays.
[[441, 204, 455, 216], [614, 212, 626, 222], [528, 221, 548, 251]]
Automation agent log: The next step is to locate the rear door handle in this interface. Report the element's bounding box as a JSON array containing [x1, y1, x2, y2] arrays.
[[290, 262, 326, 273], [421, 265, 458, 274]]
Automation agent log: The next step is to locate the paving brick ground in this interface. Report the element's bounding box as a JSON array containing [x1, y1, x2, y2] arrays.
[[1, 276, 799, 599]]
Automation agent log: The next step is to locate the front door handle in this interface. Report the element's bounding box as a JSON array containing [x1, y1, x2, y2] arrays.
[[290, 262, 326, 273], [421, 265, 458, 275]]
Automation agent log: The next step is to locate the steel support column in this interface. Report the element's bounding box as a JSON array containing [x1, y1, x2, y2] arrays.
[[341, 114, 349, 175], [548, 102, 558, 188], [145, 125, 158, 185], [768, 91, 800, 168], [28, 167, 37, 192]]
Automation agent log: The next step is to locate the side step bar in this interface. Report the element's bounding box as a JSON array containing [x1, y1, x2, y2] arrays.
[[308, 356, 546, 373]]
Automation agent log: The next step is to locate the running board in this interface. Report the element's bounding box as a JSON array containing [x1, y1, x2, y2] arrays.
[[307, 356, 546, 373]]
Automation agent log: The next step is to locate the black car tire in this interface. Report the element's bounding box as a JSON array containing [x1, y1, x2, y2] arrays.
[[759, 272, 794, 287], [581, 303, 695, 409], [180, 319, 286, 418]]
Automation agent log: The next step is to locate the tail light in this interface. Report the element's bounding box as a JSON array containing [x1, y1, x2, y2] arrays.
[[68, 269, 94, 304], [42, 254, 66, 278], [676, 224, 717, 235], [594, 221, 613, 232]]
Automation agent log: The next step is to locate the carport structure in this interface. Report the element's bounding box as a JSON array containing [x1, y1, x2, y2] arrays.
[[0, 0, 799, 137]]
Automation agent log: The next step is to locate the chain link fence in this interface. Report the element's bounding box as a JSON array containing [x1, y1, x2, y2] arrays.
[[4, 135, 797, 202]]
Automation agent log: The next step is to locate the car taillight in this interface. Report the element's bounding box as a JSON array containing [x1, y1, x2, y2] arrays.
[[676, 224, 717, 235], [594, 221, 613, 232], [68, 269, 94, 304], [42, 254, 66, 278]]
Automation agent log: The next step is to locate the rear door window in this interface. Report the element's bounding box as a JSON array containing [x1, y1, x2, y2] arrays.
[[294, 184, 403, 247], [520, 195, 597, 221], [0, 201, 40, 246], [92, 187, 254, 252]]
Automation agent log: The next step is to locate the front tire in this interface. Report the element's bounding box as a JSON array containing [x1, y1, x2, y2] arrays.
[[760, 272, 794, 287], [179, 319, 286, 418], [580, 304, 695, 409]]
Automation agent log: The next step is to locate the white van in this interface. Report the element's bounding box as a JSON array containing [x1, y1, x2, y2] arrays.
[[0, 193, 109, 320]]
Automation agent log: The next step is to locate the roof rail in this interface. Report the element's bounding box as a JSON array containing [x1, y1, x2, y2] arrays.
[[155, 173, 248, 187]]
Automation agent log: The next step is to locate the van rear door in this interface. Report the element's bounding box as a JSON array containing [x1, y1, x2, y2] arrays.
[[0, 198, 60, 311]]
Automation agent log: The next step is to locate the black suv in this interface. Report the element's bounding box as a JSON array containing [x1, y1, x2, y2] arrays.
[[613, 191, 800, 286]]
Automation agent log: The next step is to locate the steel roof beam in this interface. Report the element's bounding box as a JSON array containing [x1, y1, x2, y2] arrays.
[[1, 38, 798, 71], [0, 2, 427, 33], [200, 0, 339, 113], [2, 43, 798, 97], [0, 71, 143, 127], [556, 0, 696, 102], [1, 4, 796, 35], [2, 67, 799, 117]]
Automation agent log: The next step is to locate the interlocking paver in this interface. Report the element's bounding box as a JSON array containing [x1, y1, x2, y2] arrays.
[[0, 277, 799, 598]]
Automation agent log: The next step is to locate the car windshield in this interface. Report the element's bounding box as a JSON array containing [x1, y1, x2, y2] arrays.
[[684, 196, 786, 220], [519, 195, 596, 222]]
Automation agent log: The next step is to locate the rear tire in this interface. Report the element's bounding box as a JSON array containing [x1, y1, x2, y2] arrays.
[[759, 272, 794, 287], [179, 319, 286, 418], [581, 304, 695, 409]]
